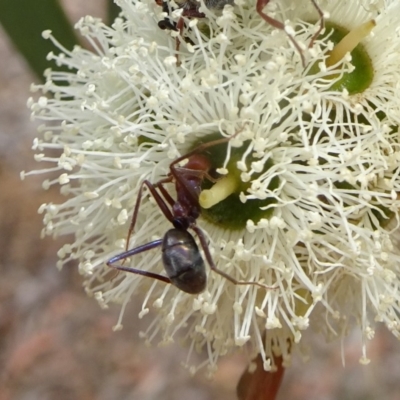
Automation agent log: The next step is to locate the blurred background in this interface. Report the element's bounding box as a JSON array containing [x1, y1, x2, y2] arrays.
[[0, 1, 400, 399]]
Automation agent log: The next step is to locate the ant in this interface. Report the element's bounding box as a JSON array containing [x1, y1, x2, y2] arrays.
[[155, 0, 212, 65], [107, 133, 272, 294], [156, 0, 325, 67]]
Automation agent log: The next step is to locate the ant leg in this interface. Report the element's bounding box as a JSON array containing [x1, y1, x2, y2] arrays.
[[169, 131, 243, 186], [174, 167, 218, 184], [170, 126, 245, 170], [308, 0, 325, 48], [192, 225, 276, 290], [107, 239, 171, 285], [156, 181, 176, 207], [256, 0, 306, 66], [256, 0, 285, 30], [174, 16, 188, 66], [125, 178, 173, 252], [176, 3, 207, 52], [170, 135, 233, 170]]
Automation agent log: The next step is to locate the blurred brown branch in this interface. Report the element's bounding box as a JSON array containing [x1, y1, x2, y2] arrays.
[[237, 354, 284, 400]]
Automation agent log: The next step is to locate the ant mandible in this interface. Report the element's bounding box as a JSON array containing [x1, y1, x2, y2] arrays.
[[107, 133, 271, 294], [156, 0, 325, 67]]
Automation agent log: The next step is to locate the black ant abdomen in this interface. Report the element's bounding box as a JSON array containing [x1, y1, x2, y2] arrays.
[[162, 228, 206, 294]]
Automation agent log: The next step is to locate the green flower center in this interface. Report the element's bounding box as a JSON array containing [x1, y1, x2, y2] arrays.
[[188, 19, 377, 231], [314, 20, 375, 94], [192, 133, 279, 230]]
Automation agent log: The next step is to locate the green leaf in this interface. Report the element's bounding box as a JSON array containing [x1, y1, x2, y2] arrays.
[[107, 0, 121, 25], [0, 0, 79, 81]]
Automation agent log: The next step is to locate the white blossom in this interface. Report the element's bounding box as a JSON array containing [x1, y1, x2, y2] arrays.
[[23, 0, 400, 373]]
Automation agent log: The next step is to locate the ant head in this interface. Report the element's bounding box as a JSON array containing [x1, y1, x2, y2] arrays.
[[184, 154, 212, 172], [173, 217, 189, 231]]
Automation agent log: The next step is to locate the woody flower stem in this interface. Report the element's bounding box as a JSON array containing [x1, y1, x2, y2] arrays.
[[237, 353, 285, 400]]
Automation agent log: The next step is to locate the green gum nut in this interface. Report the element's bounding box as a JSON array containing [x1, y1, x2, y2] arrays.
[[193, 133, 279, 230]]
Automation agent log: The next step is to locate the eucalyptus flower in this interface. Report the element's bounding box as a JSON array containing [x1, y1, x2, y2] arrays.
[[23, 0, 400, 376]]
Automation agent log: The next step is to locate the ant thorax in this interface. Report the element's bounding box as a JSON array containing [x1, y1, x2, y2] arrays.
[[203, 0, 234, 11], [173, 179, 202, 219]]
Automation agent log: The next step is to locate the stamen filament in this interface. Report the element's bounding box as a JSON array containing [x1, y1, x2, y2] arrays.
[[199, 174, 238, 209], [327, 20, 376, 66]]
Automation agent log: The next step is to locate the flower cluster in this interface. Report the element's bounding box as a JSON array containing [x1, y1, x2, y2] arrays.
[[23, 0, 400, 374]]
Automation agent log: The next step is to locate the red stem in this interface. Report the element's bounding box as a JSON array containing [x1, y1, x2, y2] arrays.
[[237, 354, 285, 400]]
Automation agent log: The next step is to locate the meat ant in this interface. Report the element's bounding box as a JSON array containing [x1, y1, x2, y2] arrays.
[[156, 0, 325, 66], [107, 133, 272, 294]]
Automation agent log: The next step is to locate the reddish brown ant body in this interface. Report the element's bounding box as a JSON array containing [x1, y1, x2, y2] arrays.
[[107, 135, 271, 294], [156, 0, 325, 66]]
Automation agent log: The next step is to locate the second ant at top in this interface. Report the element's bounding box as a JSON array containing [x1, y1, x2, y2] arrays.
[[156, 0, 325, 66]]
